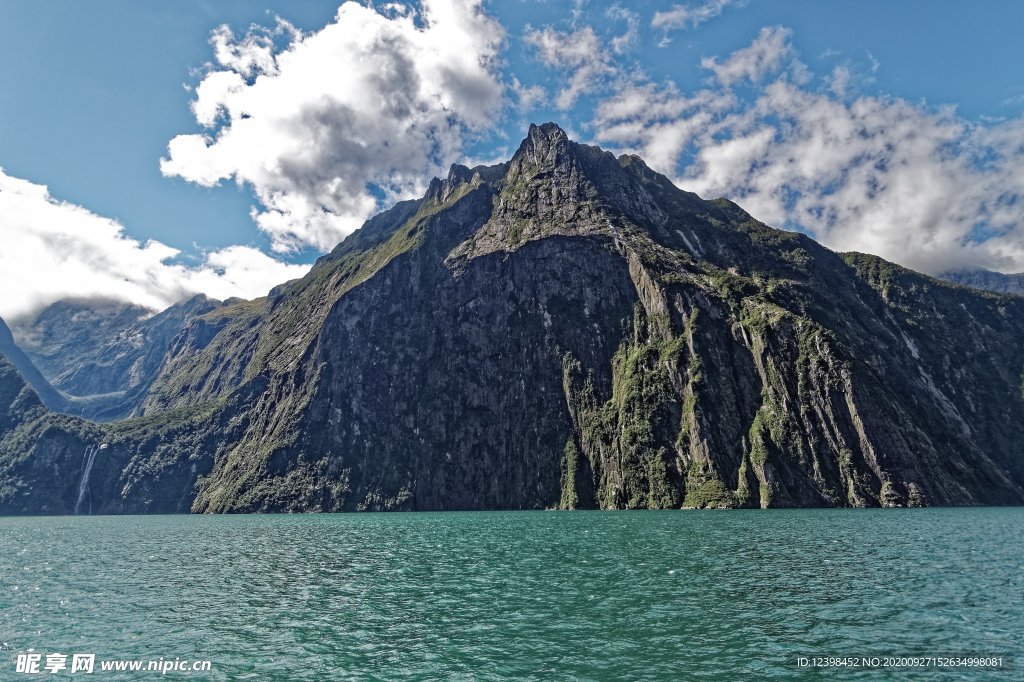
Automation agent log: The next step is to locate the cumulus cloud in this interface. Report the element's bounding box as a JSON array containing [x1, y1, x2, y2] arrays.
[[0, 168, 310, 320], [524, 25, 615, 110], [594, 28, 1024, 274], [162, 0, 505, 253]]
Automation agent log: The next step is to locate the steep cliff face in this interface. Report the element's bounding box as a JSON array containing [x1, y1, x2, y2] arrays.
[[1, 123, 1023, 514]]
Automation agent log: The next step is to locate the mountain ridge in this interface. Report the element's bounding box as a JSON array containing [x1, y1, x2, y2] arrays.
[[939, 268, 1024, 296], [1, 123, 1022, 514]]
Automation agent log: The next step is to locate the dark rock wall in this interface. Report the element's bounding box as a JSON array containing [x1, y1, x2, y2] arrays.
[[1, 124, 1022, 514]]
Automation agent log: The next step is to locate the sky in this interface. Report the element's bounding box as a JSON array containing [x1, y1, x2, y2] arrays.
[[2, 0, 1024, 319]]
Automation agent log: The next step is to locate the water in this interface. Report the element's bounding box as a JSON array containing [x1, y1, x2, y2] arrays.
[[1, 509, 1020, 680]]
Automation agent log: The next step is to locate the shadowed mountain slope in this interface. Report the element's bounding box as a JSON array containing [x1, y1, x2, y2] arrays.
[[1, 123, 1022, 514]]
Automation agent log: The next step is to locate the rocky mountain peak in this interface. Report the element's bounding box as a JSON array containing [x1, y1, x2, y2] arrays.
[[442, 122, 726, 266], [425, 163, 484, 204], [442, 123, 612, 261], [515, 122, 573, 170]]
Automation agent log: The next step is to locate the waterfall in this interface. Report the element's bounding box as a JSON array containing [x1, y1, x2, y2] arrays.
[[74, 444, 98, 515]]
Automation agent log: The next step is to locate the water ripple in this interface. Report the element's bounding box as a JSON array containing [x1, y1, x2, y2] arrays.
[[0, 509, 1021, 680]]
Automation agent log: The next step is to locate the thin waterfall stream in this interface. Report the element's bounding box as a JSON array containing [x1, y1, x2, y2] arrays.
[[74, 444, 98, 515]]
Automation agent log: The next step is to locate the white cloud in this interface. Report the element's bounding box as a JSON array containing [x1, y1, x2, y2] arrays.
[[524, 25, 615, 110], [208, 18, 301, 80], [652, 0, 736, 32], [828, 65, 853, 98], [826, 50, 880, 99], [570, 0, 589, 27], [0, 168, 310, 321], [595, 83, 735, 172], [606, 5, 639, 55], [162, 0, 506, 254], [593, 28, 1024, 274], [701, 26, 806, 87], [510, 77, 546, 112]]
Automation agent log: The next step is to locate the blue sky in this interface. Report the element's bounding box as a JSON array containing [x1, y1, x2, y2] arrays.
[[1, 0, 1023, 317]]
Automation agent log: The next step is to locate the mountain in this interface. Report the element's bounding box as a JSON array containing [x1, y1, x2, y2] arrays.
[[939, 268, 1024, 296], [9, 298, 152, 386], [1, 123, 1023, 514], [6, 295, 227, 420], [0, 317, 69, 412]]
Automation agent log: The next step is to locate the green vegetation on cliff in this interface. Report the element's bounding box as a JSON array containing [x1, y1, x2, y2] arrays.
[[1, 123, 1022, 514]]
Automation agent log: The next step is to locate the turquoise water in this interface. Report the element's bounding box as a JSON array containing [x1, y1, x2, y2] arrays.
[[1, 509, 1021, 680]]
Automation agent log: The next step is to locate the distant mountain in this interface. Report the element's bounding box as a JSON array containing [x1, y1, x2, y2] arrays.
[[1, 123, 1022, 514], [0, 318, 68, 412], [6, 295, 227, 420], [9, 298, 153, 389], [939, 268, 1024, 296]]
